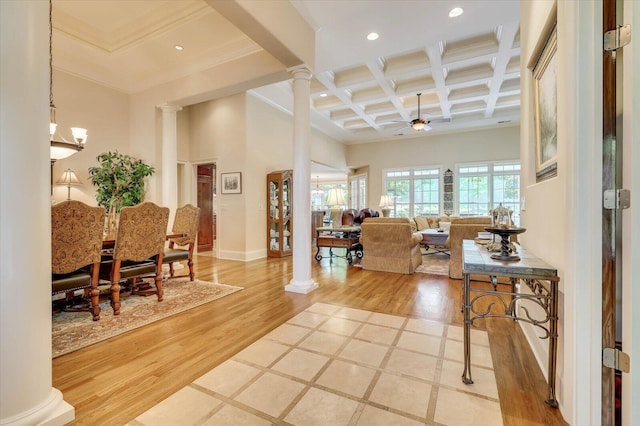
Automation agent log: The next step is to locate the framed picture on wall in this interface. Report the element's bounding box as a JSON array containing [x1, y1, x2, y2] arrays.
[[532, 23, 558, 182], [221, 172, 242, 194]]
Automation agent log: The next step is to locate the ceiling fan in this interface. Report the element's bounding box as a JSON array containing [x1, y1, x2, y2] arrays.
[[388, 93, 451, 134]]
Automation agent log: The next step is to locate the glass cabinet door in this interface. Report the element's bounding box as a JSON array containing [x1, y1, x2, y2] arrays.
[[267, 170, 292, 257]]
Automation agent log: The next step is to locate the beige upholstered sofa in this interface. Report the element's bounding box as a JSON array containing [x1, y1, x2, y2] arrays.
[[361, 217, 423, 274]]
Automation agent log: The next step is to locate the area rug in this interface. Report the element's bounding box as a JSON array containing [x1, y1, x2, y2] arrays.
[[135, 303, 501, 425], [52, 278, 242, 358], [416, 251, 450, 276]]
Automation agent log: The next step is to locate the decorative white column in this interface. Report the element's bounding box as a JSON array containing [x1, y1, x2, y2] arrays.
[[0, 1, 74, 424], [285, 65, 318, 294], [157, 103, 182, 225]]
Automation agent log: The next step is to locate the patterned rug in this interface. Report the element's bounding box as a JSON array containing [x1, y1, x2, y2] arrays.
[[415, 251, 450, 276], [52, 278, 243, 358]]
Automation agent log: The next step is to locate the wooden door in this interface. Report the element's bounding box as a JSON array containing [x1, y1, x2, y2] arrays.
[[602, 0, 623, 423], [197, 164, 215, 252]]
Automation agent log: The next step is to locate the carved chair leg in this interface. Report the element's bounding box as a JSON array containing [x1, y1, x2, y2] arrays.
[[169, 262, 175, 277], [155, 273, 164, 302], [110, 282, 121, 315], [188, 258, 194, 281], [89, 287, 101, 321]]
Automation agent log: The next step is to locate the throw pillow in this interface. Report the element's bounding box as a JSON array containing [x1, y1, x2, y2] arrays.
[[414, 216, 430, 231], [439, 221, 452, 231]]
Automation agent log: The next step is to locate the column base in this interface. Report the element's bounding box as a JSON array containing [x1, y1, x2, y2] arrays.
[[2, 388, 75, 426], [285, 279, 319, 294]]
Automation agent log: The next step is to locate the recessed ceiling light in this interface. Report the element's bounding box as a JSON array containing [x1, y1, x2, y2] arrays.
[[320, 93, 328, 97], [449, 7, 464, 18], [174, 45, 184, 51], [367, 32, 379, 41]]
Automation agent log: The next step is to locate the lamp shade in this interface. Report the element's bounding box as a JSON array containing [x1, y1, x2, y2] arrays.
[[56, 169, 82, 185], [325, 188, 345, 207], [379, 195, 393, 208]]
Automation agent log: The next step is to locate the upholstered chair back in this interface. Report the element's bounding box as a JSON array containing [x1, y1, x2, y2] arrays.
[[52, 201, 106, 275], [114, 202, 169, 262], [170, 204, 200, 246]]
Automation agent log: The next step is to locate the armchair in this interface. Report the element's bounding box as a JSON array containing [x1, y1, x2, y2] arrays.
[[100, 202, 169, 315], [52, 201, 106, 321], [163, 204, 200, 281], [360, 217, 423, 274]]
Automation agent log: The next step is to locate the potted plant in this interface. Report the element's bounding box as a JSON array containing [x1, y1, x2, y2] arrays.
[[88, 151, 155, 239]]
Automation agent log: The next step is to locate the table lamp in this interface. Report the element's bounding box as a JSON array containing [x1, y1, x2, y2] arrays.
[[379, 194, 393, 217], [325, 188, 346, 227], [56, 169, 82, 200]]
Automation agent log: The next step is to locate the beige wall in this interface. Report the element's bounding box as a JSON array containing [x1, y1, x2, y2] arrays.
[[346, 125, 520, 210], [50, 70, 130, 206]]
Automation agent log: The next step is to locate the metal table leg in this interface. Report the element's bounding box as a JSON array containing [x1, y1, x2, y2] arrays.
[[462, 272, 473, 384]]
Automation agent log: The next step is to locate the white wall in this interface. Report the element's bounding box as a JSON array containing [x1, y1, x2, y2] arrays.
[[346, 125, 520, 209], [520, 1, 612, 424]]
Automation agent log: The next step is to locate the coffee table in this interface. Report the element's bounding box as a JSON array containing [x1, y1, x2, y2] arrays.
[[420, 228, 450, 256]]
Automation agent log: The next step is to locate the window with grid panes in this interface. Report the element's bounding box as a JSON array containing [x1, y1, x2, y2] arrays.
[[349, 174, 367, 210], [457, 161, 520, 223], [383, 168, 440, 217]]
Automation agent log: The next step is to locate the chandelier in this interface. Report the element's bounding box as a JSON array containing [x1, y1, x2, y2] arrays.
[[49, 0, 87, 164]]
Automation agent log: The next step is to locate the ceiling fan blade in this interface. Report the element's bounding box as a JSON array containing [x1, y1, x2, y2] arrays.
[[378, 120, 409, 125], [428, 118, 451, 124]]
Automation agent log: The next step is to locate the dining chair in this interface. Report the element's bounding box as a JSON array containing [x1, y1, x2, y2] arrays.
[[52, 201, 106, 321], [163, 204, 200, 281], [100, 202, 169, 315]]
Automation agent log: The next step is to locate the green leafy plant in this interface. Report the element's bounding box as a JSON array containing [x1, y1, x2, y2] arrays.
[[88, 151, 155, 213]]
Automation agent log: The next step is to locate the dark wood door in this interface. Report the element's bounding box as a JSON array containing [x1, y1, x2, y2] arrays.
[[197, 164, 215, 252], [602, 0, 622, 423]]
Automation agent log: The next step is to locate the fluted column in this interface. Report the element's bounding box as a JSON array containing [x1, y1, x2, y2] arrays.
[[285, 65, 318, 294], [158, 103, 182, 225], [0, 1, 74, 424]]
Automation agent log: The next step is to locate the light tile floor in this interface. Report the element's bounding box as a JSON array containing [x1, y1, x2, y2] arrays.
[[130, 303, 502, 426]]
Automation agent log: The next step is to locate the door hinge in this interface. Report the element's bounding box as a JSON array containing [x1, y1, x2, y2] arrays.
[[604, 25, 631, 51], [603, 347, 630, 373], [604, 189, 631, 210]]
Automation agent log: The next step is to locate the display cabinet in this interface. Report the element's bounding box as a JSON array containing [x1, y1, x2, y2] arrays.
[[267, 170, 292, 257]]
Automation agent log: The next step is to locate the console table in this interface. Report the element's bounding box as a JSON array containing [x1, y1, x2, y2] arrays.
[[461, 240, 559, 407], [315, 226, 362, 264]]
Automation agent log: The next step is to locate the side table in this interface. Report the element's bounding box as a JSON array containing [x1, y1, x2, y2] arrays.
[[315, 226, 362, 264]]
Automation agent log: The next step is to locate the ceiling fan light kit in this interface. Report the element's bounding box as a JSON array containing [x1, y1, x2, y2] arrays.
[[386, 93, 450, 135]]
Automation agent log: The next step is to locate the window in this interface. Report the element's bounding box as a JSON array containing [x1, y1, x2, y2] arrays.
[[383, 167, 440, 217], [348, 174, 367, 210], [457, 161, 520, 222], [310, 181, 347, 211]]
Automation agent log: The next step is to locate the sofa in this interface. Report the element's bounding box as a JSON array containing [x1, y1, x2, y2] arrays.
[[360, 217, 423, 274]]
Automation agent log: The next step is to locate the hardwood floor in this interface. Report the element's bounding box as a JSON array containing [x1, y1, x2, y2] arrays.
[[52, 254, 568, 425]]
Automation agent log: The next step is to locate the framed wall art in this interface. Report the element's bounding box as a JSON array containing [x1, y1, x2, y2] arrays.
[[221, 172, 242, 194], [531, 23, 558, 182]]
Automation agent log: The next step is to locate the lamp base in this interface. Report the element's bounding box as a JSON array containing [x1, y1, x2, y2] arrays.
[[330, 207, 343, 228], [380, 208, 391, 217]]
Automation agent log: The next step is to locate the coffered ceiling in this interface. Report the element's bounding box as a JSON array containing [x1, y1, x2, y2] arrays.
[[52, 0, 521, 145]]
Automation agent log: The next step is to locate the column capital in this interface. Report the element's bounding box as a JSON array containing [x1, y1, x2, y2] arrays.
[[287, 65, 313, 81], [157, 103, 183, 113]]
